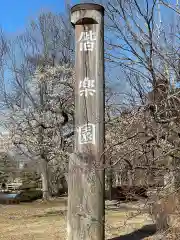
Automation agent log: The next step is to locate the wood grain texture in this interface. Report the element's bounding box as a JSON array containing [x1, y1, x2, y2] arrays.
[[67, 4, 105, 240]]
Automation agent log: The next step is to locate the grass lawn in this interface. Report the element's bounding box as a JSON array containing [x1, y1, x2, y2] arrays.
[[0, 198, 155, 240]]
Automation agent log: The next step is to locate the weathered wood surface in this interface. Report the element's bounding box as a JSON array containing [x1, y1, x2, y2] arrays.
[[67, 3, 105, 240], [68, 153, 104, 239]]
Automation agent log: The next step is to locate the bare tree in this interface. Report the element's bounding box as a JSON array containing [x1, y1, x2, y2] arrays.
[[0, 12, 75, 200], [100, 0, 180, 233]]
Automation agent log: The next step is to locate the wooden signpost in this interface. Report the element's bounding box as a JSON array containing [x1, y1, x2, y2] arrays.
[[67, 3, 105, 240]]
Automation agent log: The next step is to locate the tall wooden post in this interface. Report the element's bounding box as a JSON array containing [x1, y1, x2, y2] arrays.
[[67, 3, 105, 240]]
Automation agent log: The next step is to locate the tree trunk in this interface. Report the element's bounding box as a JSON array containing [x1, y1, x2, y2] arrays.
[[41, 158, 50, 200], [60, 175, 68, 194], [39, 80, 50, 200], [128, 169, 134, 186], [108, 168, 113, 201], [115, 172, 122, 186]]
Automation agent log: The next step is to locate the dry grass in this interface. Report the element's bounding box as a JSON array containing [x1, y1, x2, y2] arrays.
[[0, 199, 155, 240], [0, 198, 67, 240], [105, 202, 155, 239]]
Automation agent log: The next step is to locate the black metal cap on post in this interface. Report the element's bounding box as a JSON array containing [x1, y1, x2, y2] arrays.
[[71, 3, 104, 15]]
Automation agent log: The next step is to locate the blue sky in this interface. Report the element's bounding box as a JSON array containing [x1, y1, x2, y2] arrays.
[[0, 0, 79, 33], [0, 0, 176, 33]]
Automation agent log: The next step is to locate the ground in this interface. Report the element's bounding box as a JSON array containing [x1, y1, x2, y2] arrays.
[[0, 198, 156, 240]]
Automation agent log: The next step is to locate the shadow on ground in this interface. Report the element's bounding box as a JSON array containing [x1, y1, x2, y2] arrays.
[[108, 224, 157, 240], [34, 209, 67, 218]]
